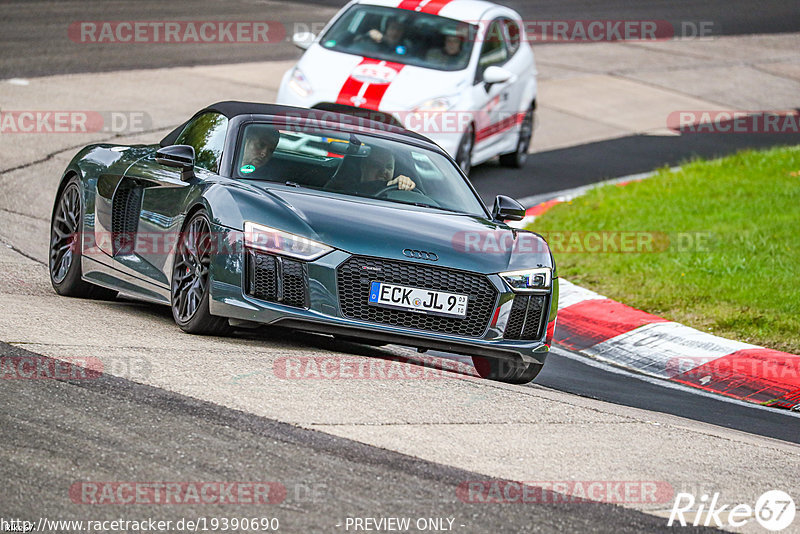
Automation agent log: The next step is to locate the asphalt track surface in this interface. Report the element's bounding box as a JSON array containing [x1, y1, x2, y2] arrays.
[[2, 2, 800, 532], [472, 130, 800, 204], [0, 341, 715, 533], [2, 0, 798, 78], [534, 348, 800, 445]]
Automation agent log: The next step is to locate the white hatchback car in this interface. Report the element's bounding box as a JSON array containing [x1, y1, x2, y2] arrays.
[[276, 0, 537, 175]]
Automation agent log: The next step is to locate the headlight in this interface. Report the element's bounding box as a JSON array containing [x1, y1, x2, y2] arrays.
[[288, 68, 313, 97], [412, 95, 457, 113], [499, 267, 552, 292], [244, 221, 332, 261]]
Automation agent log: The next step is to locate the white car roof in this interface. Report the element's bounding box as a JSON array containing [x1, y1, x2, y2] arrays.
[[353, 0, 513, 23]]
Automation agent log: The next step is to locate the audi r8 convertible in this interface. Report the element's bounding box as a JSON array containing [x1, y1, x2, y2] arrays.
[[277, 0, 537, 175], [49, 102, 557, 383]]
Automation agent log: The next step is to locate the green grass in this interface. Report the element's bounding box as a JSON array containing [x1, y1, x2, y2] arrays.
[[531, 145, 800, 353]]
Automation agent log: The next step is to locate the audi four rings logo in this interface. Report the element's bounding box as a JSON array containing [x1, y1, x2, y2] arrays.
[[403, 249, 438, 261]]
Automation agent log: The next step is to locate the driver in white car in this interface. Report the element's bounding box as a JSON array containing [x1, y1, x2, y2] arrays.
[[361, 18, 413, 56], [326, 146, 416, 195]]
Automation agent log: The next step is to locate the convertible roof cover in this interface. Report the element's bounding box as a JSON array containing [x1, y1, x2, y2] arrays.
[[160, 101, 431, 147]]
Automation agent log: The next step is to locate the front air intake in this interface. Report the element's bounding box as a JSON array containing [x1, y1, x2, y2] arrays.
[[503, 295, 547, 340], [246, 250, 309, 308]]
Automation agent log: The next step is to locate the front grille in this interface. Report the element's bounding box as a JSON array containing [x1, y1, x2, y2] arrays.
[[504, 295, 547, 340], [337, 256, 497, 337], [246, 250, 308, 308]]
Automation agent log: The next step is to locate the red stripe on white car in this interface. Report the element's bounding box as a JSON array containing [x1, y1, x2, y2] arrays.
[[336, 58, 381, 107], [475, 112, 525, 143], [419, 0, 454, 15], [335, 58, 405, 110], [361, 61, 406, 109], [397, 0, 423, 10], [397, 0, 453, 15]]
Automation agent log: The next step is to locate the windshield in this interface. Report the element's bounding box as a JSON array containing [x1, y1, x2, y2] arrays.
[[234, 123, 487, 217], [319, 5, 476, 72]]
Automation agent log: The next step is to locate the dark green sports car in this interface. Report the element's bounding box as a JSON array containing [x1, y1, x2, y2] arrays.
[[49, 102, 557, 383]]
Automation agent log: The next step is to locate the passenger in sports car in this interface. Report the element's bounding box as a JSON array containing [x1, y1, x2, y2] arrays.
[[325, 146, 416, 195], [240, 127, 280, 176]]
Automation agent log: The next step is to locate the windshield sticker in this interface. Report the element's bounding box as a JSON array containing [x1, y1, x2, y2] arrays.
[[240, 164, 255, 174]]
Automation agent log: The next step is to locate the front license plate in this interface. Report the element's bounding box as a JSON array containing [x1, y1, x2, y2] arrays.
[[368, 282, 468, 318]]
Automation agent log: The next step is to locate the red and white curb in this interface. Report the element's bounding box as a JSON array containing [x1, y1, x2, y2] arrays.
[[513, 173, 800, 411], [555, 280, 800, 410]]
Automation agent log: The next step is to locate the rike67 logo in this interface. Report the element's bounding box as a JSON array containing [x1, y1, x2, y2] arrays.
[[668, 490, 795, 531]]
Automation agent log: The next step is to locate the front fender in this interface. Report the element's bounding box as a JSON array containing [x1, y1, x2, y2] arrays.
[[201, 181, 319, 239]]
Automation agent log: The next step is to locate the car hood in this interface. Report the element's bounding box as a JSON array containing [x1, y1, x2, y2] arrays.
[[241, 183, 552, 275], [298, 45, 469, 117]]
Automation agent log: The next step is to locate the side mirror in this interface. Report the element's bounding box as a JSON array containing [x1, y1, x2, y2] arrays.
[[483, 66, 513, 85], [292, 31, 316, 50], [156, 144, 194, 181], [492, 195, 525, 221]]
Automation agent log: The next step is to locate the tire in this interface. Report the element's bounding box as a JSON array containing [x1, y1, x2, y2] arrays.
[[171, 210, 231, 336], [472, 356, 543, 384], [499, 106, 534, 168], [455, 125, 474, 176], [49, 177, 117, 300]]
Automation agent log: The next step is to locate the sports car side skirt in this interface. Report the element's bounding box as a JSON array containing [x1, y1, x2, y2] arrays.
[[82, 255, 170, 304]]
